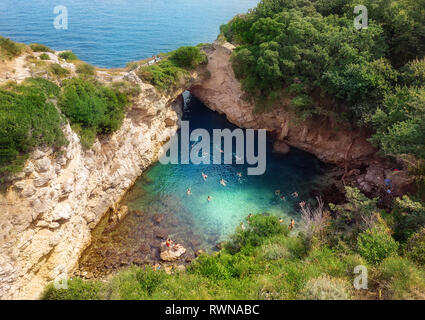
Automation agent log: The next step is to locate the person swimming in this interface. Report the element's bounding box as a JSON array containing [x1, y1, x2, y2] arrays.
[[220, 179, 227, 186], [202, 172, 208, 181], [207, 196, 212, 202], [187, 188, 192, 196], [237, 172, 242, 177], [288, 219, 295, 230]]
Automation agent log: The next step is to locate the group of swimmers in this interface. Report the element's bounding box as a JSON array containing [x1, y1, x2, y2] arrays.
[[186, 171, 243, 202]]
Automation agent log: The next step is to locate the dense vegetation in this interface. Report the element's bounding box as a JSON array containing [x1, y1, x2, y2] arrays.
[[137, 46, 207, 91], [0, 78, 66, 176], [221, 0, 425, 161], [58, 78, 127, 148], [43, 193, 425, 300]]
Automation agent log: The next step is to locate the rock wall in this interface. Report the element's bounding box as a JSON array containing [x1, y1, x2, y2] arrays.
[[190, 42, 377, 167], [0, 77, 182, 299], [190, 43, 414, 196]]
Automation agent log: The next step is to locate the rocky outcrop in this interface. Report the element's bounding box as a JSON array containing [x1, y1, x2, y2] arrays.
[[0, 74, 184, 299], [190, 42, 414, 196], [160, 242, 187, 262], [190, 42, 377, 167]]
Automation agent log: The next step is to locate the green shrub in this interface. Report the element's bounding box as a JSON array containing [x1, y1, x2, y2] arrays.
[[225, 215, 287, 254], [49, 63, 70, 77], [0, 36, 25, 59], [0, 79, 66, 176], [357, 226, 399, 264], [260, 243, 289, 261], [59, 51, 78, 61], [300, 275, 351, 300], [401, 58, 425, 87], [170, 46, 206, 69], [137, 59, 188, 91], [42, 278, 104, 300], [39, 53, 50, 60], [377, 256, 425, 299], [406, 228, 425, 266], [76, 63, 96, 76], [29, 43, 53, 53], [59, 78, 127, 148]]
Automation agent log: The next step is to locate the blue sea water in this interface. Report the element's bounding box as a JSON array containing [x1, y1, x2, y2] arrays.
[[0, 0, 259, 67]]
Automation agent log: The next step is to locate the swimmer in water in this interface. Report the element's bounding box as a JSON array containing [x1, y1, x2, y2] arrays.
[[288, 219, 295, 230], [237, 172, 242, 177], [220, 179, 227, 186], [187, 188, 192, 196], [292, 192, 299, 198], [207, 196, 212, 202], [275, 189, 281, 196], [202, 172, 208, 181]]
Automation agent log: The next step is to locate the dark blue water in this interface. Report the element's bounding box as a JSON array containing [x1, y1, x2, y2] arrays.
[[0, 0, 258, 67]]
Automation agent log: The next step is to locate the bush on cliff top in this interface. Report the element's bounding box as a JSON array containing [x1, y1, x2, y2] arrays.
[[0, 78, 66, 176], [137, 46, 206, 91], [58, 78, 127, 148]]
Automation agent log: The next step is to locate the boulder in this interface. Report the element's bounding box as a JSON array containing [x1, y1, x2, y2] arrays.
[[160, 242, 186, 262], [272, 140, 290, 154]]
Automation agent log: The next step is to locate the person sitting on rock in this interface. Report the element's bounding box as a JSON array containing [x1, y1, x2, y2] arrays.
[[166, 239, 174, 248]]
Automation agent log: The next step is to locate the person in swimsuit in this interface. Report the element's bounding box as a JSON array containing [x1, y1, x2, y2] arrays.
[[220, 179, 227, 186], [288, 219, 295, 230], [187, 188, 192, 196], [208, 196, 212, 202], [202, 172, 208, 181]]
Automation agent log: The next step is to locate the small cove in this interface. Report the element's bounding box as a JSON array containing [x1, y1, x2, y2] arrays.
[[77, 93, 332, 277]]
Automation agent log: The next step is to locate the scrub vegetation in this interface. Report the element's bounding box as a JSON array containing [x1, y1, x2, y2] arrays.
[[137, 46, 207, 91], [42, 195, 425, 300]]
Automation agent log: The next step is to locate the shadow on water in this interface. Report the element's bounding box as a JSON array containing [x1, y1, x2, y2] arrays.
[[77, 93, 333, 278]]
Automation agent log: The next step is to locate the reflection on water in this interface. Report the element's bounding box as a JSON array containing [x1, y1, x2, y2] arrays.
[[78, 93, 330, 277]]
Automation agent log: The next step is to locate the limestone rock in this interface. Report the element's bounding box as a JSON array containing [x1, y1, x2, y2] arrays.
[[272, 140, 290, 154], [160, 242, 186, 262]]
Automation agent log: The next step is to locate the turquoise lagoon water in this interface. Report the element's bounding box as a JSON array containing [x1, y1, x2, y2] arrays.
[[0, 0, 259, 67], [122, 94, 328, 246]]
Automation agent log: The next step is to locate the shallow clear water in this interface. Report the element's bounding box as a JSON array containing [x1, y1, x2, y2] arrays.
[[78, 95, 329, 275], [124, 94, 327, 243], [0, 0, 259, 67]]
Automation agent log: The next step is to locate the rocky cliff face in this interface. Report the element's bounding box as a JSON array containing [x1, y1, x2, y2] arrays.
[[0, 73, 182, 299], [190, 43, 414, 197], [191, 43, 377, 167]]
